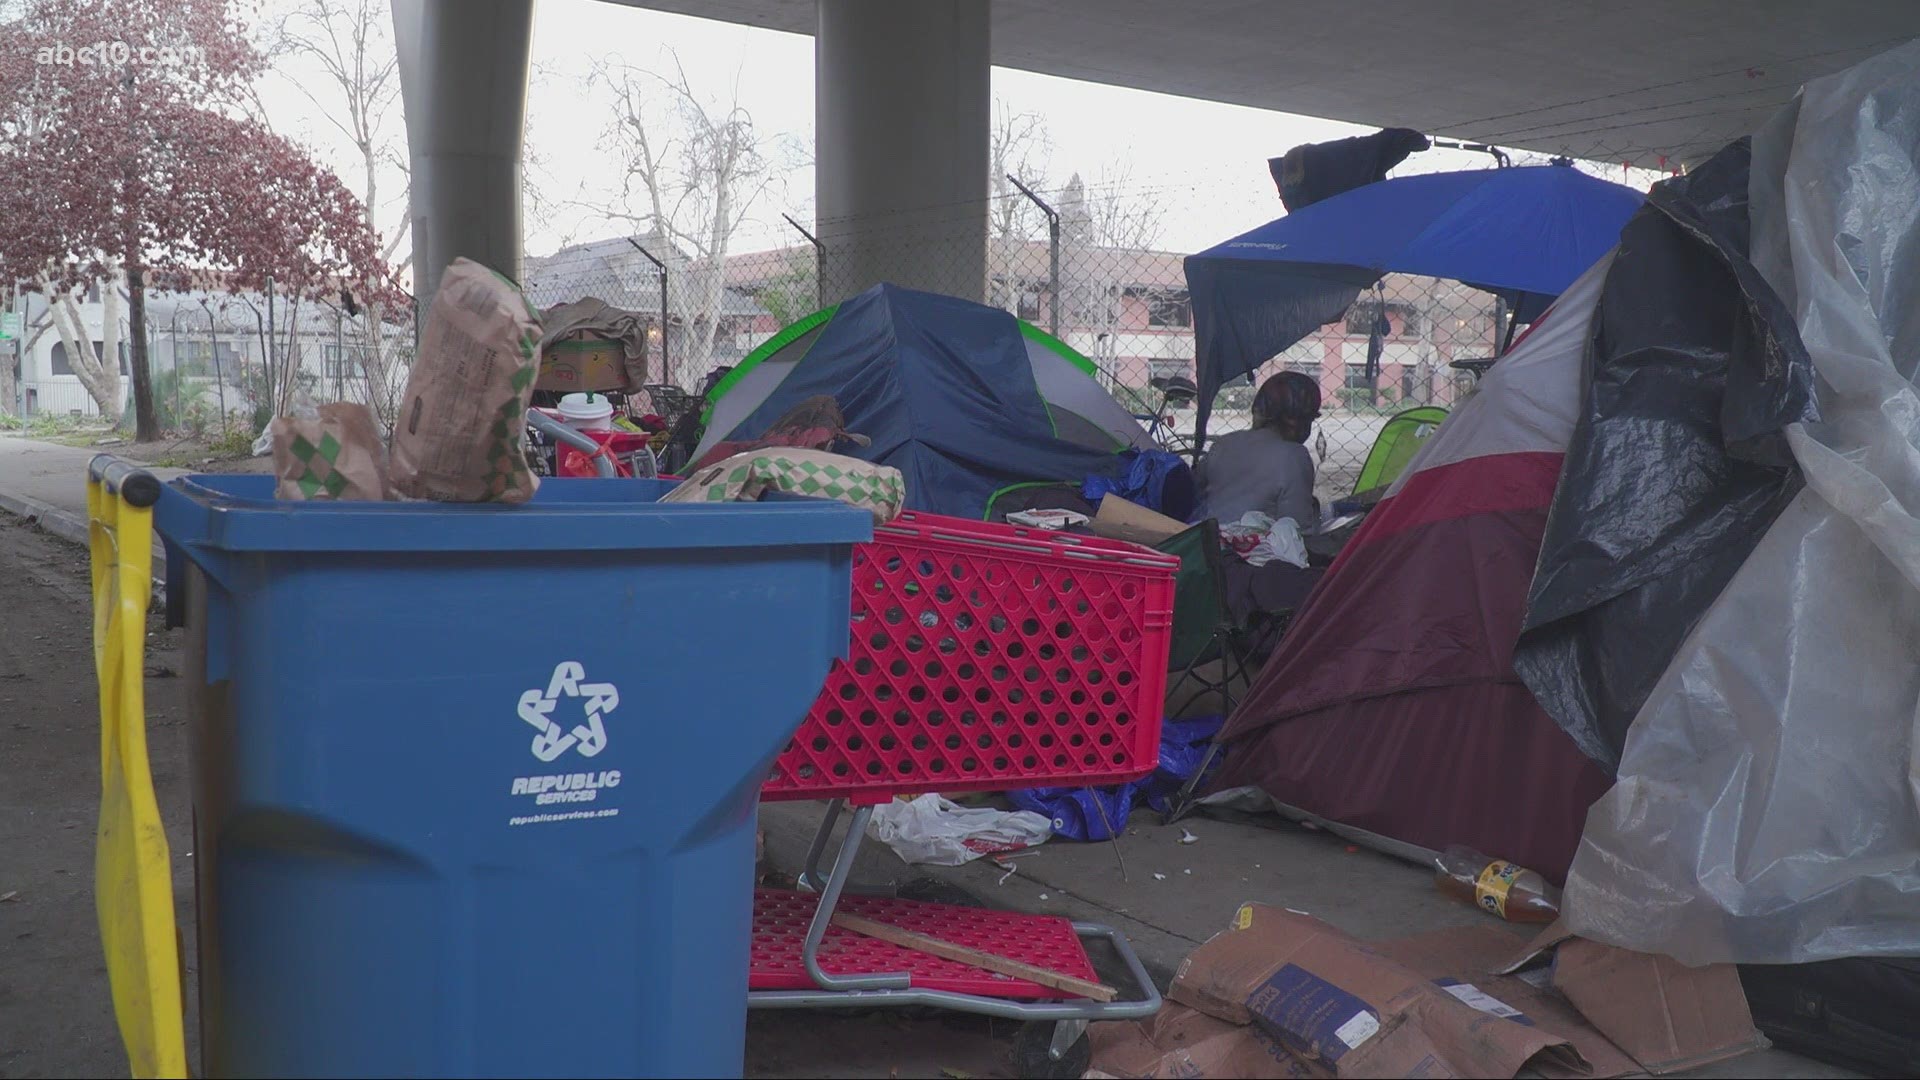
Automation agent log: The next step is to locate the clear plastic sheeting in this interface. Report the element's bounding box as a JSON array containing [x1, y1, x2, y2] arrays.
[[1566, 40, 1920, 965]]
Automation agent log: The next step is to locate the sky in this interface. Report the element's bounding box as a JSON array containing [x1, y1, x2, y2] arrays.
[[256, 0, 1661, 265]]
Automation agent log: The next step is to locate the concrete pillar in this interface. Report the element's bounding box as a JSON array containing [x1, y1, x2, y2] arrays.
[[815, 0, 989, 303], [393, 0, 533, 327]]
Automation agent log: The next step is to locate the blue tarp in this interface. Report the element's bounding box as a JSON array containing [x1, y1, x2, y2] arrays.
[[1185, 165, 1645, 444], [723, 284, 1120, 519]]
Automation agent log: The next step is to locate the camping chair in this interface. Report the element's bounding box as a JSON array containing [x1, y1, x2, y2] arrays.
[[1154, 520, 1314, 822], [1157, 520, 1252, 720]]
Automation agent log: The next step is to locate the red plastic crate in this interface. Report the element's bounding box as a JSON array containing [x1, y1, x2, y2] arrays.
[[748, 889, 1098, 999], [762, 512, 1177, 803]]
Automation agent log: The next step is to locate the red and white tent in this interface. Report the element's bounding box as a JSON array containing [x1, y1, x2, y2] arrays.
[[1208, 253, 1617, 882]]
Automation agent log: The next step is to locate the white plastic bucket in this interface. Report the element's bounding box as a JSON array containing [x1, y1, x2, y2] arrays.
[[557, 392, 614, 432]]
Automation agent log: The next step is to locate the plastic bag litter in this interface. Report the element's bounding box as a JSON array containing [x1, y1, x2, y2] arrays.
[[865, 794, 1052, 866], [1009, 715, 1225, 841], [1565, 40, 1920, 965], [251, 389, 320, 458], [1219, 512, 1309, 568]]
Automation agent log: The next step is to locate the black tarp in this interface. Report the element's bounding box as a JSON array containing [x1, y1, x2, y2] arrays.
[[1513, 138, 1819, 770], [1268, 128, 1430, 212]]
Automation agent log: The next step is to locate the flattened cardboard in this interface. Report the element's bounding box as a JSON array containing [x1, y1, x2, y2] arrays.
[[1372, 925, 1639, 1079], [1501, 921, 1767, 1075], [1087, 1003, 1321, 1079], [1169, 904, 1576, 1078], [1090, 494, 1188, 546]]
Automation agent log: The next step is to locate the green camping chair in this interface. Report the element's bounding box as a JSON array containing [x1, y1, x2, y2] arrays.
[[1350, 405, 1449, 498], [1153, 520, 1281, 821], [1155, 519, 1316, 822]]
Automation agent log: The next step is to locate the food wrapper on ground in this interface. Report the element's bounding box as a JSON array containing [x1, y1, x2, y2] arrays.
[[271, 403, 391, 501], [388, 257, 543, 503], [662, 447, 904, 524]]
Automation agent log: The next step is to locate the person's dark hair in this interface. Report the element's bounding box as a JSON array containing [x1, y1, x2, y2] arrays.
[[1252, 371, 1321, 442]]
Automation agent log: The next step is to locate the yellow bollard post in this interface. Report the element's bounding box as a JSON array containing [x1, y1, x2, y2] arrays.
[[86, 455, 186, 1080]]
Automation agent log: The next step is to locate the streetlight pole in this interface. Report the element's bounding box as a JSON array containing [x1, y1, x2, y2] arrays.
[[624, 238, 669, 387], [1007, 175, 1061, 338]]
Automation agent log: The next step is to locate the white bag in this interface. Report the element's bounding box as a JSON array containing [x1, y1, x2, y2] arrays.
[[1221, 511, 1310, 568], [865, 793, 1053, 866]]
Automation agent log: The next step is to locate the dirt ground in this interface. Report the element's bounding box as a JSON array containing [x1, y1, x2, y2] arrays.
[[0, 514, 1016, 1079], [72, 431, 268, 474]]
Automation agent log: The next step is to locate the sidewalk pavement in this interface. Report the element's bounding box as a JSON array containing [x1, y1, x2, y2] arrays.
[[0, 434, 186, 548]]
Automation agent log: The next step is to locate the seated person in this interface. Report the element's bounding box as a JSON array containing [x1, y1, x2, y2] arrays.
[[1193, 371, 1321, 530]]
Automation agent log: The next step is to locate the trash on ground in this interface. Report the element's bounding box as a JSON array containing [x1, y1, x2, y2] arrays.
[[1152, 873, 1166, 881], [864, 793, 1051, 867], [1434, 845, 1561, 924], [1007, 714, 1224, 840], [1178, 828, 1199, 845], [1085, 902, 1761, 1078]]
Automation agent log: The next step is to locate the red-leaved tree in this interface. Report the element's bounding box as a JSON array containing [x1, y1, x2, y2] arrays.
[[0, 0, 397, 440]]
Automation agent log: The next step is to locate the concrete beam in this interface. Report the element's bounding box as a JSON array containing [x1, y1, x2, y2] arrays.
[[815, 0, 989, 302], [393, 0, 535, 326]]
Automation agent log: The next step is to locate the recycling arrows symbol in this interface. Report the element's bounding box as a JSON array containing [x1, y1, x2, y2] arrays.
[[517, 661, 619, 762]]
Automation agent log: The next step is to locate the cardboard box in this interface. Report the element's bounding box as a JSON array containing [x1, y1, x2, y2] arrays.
[[536, 335, 644, 393], [1168, 905, 1579, 1078], [1370, 926, 1640, 1079], [1499, 921, 1767, 1075], [1090, 494, 1189, 547]]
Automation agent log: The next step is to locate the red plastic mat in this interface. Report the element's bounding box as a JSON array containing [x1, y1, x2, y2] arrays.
[[748, 889, 1099, 1000], [762, 512, 1177, 803]]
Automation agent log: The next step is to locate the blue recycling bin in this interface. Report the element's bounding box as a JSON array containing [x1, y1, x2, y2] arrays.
[[154, 475, 871, 1079]]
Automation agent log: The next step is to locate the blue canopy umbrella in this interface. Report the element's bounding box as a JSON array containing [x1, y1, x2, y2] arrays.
[[1183, 163, 1644, 443]]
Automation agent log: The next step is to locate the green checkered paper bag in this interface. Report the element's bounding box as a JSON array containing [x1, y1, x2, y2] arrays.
[[272, 402, 392, 501], [662, 448, 904, 524]]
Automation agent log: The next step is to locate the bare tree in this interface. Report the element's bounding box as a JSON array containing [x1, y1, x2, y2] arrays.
[[588, 50, 786, 384], [274, 0, 412, 429], [1058, 169, 1166, 381], [987, 101, 1053, 314], [36, 272, 124, 422]]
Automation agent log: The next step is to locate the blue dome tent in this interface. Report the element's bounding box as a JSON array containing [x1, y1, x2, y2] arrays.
[[696, 284, 1151, 520]]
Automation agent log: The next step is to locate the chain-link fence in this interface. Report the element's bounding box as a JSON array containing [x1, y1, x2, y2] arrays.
[[519, 180, 1510, 501], [11, 288, 411, 448]]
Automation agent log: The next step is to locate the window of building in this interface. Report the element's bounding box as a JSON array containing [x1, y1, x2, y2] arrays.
[[1016, 289, 1045, 323], [174, 340, 240, 376], [323, 344, 365, 380], [50, 340, 129, 377], [1344, 363, 1376, 391], [1145, 291, 1191, 328]]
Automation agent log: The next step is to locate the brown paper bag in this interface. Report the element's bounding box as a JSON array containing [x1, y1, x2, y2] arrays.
[[272, 403, 391, 501], [389, 258, 543, 503]]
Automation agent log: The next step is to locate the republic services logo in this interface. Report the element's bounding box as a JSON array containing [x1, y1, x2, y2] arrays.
[[517, 661, 619, 762]]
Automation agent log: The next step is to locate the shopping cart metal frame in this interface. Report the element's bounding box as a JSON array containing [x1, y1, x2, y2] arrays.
[[748, 798, 1162, 1072]]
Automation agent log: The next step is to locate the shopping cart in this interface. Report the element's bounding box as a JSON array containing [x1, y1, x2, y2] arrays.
[[750, 512, 1178, 1078]]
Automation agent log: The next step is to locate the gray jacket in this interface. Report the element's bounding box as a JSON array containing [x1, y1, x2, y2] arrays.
[[1195, 427, 1317, 529]]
